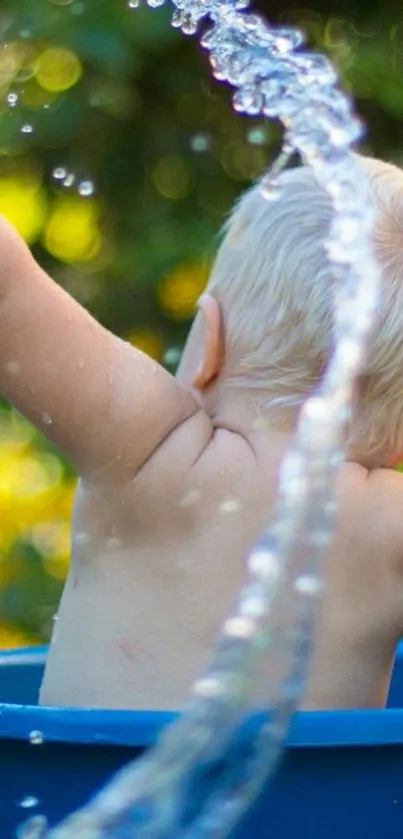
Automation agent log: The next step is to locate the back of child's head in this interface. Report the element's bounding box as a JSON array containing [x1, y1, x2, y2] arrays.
[[205, 154, 403, 464]]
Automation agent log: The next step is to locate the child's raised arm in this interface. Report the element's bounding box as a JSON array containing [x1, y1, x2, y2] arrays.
[[0, 217, 199, 480]]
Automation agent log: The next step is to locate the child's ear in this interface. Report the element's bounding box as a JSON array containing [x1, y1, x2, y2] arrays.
[[192, 295, 225, 390]]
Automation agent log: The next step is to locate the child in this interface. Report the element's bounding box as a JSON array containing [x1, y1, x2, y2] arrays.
[[1, 154, 403, 711]]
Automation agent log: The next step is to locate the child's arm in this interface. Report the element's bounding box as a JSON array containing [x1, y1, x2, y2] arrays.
[[0, 217, 201, 480]]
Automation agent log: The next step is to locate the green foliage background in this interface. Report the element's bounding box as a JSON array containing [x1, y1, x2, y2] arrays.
[[0, 0, 402, 646]]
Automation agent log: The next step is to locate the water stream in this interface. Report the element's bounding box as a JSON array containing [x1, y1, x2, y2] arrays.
[[16, 1, 380, 837]]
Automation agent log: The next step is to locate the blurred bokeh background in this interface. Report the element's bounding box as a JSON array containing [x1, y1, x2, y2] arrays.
[[0, 0, 402, 648]]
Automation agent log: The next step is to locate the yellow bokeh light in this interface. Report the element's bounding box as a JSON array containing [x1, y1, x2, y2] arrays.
[[43, 196, 102, 263], [158, 262, 209, 320], [31, 520, 71, 580], [32, 520, 70, 557], [36, 46, 82, 93], [128, 328, 164, 361], [152, 155, 193, 200], [0, 410, 36, 451], [221, 141, 268, 181], [0, 623, 39, 649], [0, 450, 62, 500], [0, 44, 19, 86], [0, 176, 47, 244], [0, 444, 75, 553]]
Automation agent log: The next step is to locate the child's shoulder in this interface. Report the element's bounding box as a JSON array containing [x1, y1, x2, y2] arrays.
[[139, 409, 259, 502]]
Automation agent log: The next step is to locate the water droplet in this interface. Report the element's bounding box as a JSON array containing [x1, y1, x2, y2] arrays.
[[182, 17, 198, 35], [63, 173, 75, 188], [74, 532, 89, 546], [249, 548, 279, 581], [220, 499, 240, 513], [42, 413, 52, 425], [29, 730, 44, 745], [78, 179, 95, 197], [6, 361, 20, 374], [179, 489, 201, 508], [247, 127, 268, 146], [20, 797, 39, 809], [233, 86, 263, 116], [224, 616, 256, 639], [190, 133, 211, 153], [193, 677, 225, 698], [171, 8, 183, 27], [240, 594, 266, 619], [148, 0, 165, 6], [260, 176, 282, 202], [294, 574, 322, 596], [163, 347, 182, 369], [21, 124, 34, 134], [7, 92, 19, 108], [53, 167, 68, 181], [274, 27, 305, 53], [128, 0, 140, 7]]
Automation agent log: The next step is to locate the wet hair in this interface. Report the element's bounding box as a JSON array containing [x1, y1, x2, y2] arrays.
[[205, 155, 403, 463]]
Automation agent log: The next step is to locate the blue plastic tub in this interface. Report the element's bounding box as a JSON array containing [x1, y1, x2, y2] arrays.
[[2, 646, 403, 838]]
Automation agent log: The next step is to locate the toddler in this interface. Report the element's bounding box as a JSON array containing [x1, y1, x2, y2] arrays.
[[1, 154, 403, 710]]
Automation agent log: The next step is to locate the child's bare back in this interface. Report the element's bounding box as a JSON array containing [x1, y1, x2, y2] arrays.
[[41, 419, 282, 709], [3, 153, 403, 711]]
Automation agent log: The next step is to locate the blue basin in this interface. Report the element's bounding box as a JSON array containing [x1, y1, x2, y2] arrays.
[[2, 645, 403, 838]]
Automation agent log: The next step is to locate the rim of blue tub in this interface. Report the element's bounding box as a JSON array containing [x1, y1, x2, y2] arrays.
[[1, 646, 403, 750]]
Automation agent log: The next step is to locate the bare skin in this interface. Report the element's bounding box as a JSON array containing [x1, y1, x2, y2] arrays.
[[1, 215, 403, 710]]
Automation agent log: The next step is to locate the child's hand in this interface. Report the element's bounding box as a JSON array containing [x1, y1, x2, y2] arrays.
[[304, 462, 403, 709], [0, 218, 201, 481]]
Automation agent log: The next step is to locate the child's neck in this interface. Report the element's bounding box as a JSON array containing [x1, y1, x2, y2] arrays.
[[206, 389, 298, 462]]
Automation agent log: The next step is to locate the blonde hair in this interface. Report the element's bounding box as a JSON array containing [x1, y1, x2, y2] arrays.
[[206, 155, 403, 462]]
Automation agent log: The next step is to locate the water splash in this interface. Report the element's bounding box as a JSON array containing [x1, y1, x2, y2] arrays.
[[52, 168, 68, 182], [37, 0, 379, 838], [20, 797, 40, 810], [78, 180, 95, 197], [29, 730, 44, 745], [6, 91, 19, 107], [52, 167, 95, 196]]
